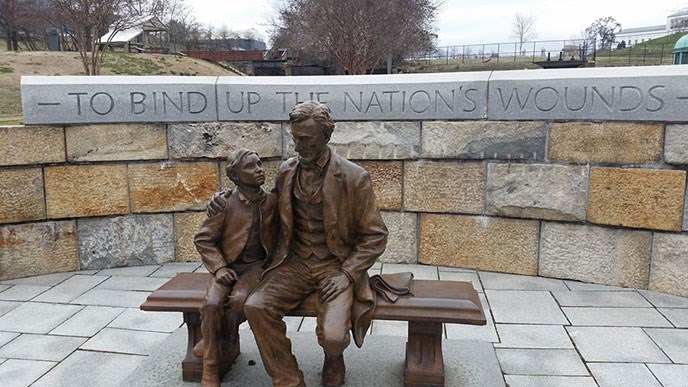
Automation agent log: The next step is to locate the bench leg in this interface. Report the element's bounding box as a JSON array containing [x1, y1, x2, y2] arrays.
[[181, 311, 241, 383], [404, 321, 444, 387]]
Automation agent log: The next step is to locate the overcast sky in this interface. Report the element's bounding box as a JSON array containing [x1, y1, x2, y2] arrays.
[[185, 0, 687, 46]]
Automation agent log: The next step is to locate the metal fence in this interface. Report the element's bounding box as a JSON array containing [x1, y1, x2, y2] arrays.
[[405, 39, 675, 67]]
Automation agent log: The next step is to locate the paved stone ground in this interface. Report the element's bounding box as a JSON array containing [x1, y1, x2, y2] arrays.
[[1, 262, 687, 387]]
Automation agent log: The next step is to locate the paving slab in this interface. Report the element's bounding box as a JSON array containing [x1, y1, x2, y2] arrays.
[[566, 326, 670, 363], [368, 267, 381, 276], [0, 358, 5, 365], [658, 308, 688, 327], [50, 306, 125, 337], [0, 272, 74, 287], [96, 276, 171, 291], [298, 316, 318, 333], [437, 266, 476, 273], [0, 359, 56, 387], [0, 301, 21, 318], [644, 328, 688, 363], [371, 261, 382, 270], [97, 265, 161, 277], [553, 290, 651, 307], [0, 285, 50, 301], [639, 289, 688, 308], [81, 327, 169, 355], [284, 316, 303, 333], [486, 290, 568, 324], [123, 328, 505, 387], [479, 272, 568, 291], [370, 320, 407, 337], [0, 331, 19, 348], [380, 263, 438, 280], [438, 271, 483, 293], [194, 266, 209, 273], [108, 309, 183, 333], [0, 302, 83, 333], [445, 294, 498, 342], [562, 307, 672, 327], [32, 350, 145, 387], [0, 284, 9, 293], [647, 364, 688, 387], [496, 348, 588, 376], [503, 375, 598, 387], [589, 363, 661, 387], [149, 263, 202, 278], [0, 333, 86, 361], [494, 324, 573, 349], [70, 288, 150, 308], [564, 280, 628, 292], [33, 275, 109, 303], [77, 270, 101, 275]]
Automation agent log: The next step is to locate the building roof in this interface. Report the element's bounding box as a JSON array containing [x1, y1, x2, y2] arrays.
[[101, 17, 167, 43], [618, 25, 666, 34], [674, 34, 688, 52], [668, 8, 688, 18]]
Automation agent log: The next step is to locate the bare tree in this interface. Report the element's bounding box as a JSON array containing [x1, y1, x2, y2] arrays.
[[270, 0, 441, 75], [0, 0, 43, 50], [585, 16, 621, 50], [50, 0, 164, 75], [511, 12, 537, 55]]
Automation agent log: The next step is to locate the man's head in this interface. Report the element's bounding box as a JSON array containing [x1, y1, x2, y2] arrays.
[[288, 101, 334, 164], [225, 148, 265, 189]]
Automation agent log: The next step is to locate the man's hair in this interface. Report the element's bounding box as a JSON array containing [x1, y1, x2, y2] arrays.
[[225, 148, 257, 185], [289, 101, 335, 140]]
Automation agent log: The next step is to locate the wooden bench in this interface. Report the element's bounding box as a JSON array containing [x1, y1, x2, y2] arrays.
[[140, 272, 486, 387]]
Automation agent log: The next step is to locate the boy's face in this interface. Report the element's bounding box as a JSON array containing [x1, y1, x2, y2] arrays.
[[235, 153, 265, 188]]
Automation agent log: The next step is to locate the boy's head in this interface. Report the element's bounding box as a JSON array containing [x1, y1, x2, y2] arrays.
[[225, 148, 265, 188]]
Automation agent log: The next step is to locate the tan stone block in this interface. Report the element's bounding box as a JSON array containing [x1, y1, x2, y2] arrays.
[[548, 122, 663, 164], [66, 124, 167, 162], [357, 161, 402, 211], [0, 221, 78, 281], [0, 168, 45, 224], [404, 161, 484, 214], [379, 211, 418, 264], [0, 126, 65, 166], [540, 222, 652, 288], [174, 211, 207, 262], [129, 161, 219, 213], [418, 214, 538, 275], [649, 233, 688, 297], [44, 165, 129, 218], [221, 159, 281, 192], [588, 168, 686, 231]]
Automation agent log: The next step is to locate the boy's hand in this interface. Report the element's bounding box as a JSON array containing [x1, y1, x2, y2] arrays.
[[215, 267, 238, 285]]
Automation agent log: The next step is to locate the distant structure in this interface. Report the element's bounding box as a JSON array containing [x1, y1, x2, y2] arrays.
[[673, 34, 688, 64], [616, 8, 688, 46], [101, 17, 169, 53]]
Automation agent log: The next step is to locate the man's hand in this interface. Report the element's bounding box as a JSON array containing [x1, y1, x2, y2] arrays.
[[206, 189, 231, 217], [319, 273, 351, 303], [215, 267, 238, 286]]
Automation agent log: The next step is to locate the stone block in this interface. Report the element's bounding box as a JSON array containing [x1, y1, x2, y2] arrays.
[[378, 212, 418, 264], [174, 212, 206, 262], [128, 161, 219, 212], [66, 124, 167, 162], [548, 122, 663, 164], [77, 214, 174, 270], [421, 121, 546, 160], [665, 124, 688, 164], [216, 72, 489, 121], [488, 66, 688, 122], [21, 75, 218, 124], [221, 159, 281, 192], [486, 163, 587, 221], [588, 168, 685, 231], [404, 161, 485, 214], [44, 164, 129, 218], [419, 214, 538, 275], [649, 233, 688, 297], [684, 185, 688, 231], [0, 126, 65, 166], [539, 222, 652, 288], [0, 221, 78, 281], [0, 168, 46, 224], [169, 122, 282, 159], [284, 122, 420, 160], [356, 161, 402, 210]]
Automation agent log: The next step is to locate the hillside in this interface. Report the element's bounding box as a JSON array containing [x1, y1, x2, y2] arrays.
[[0, 51, 241, 124]]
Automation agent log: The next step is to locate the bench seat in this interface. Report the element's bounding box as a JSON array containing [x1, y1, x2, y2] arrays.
[[141, 272, 485, 386]]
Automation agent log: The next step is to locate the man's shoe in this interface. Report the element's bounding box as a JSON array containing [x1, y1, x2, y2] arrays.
[[322, 354, 345, 386]]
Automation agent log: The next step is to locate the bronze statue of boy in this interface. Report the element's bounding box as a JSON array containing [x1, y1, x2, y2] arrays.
[[194, 148, 278, 387]]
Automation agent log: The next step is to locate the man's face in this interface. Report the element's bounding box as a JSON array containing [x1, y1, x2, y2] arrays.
[[289, 118, 329, 164], [235, 153, 265, 189]]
